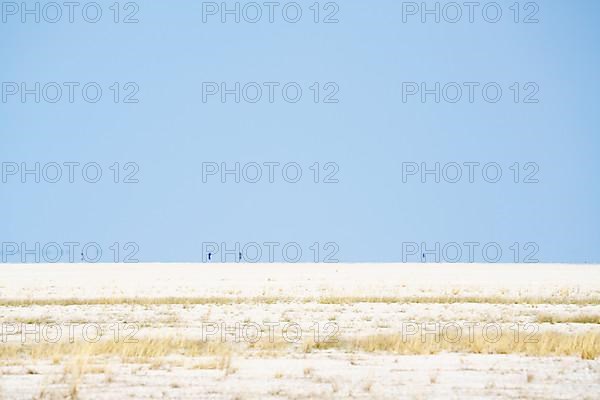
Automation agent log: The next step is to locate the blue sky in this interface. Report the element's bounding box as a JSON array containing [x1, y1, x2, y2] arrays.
[[1, 0, 599, 263]]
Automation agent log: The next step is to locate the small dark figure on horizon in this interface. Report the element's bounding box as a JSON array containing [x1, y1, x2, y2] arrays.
[[422, 253, 426, 262], [239, 252, 242, 262], [208, 252, 212, 261]]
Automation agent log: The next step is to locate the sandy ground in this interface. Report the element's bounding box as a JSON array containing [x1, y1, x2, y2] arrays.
[[1, 263, 599, 299], [0, 263, 599, 399], [1, 353, 599, 400]]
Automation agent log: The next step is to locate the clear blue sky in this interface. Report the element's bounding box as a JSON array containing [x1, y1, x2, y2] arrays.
[[1, 0, 599, 263]]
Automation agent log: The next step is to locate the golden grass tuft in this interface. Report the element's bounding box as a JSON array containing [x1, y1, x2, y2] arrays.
[[327, 331, 600, 359], [191, 355, 231, 370], [1, 295, 600, 308], [2, 329, 596, 362], [3, 338, 232, 361], [536, 314, 600, 324], [317, 296, 600, 306]]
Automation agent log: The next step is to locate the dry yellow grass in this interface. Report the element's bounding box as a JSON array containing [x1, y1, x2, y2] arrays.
[[2, 295, 600, 307], [0, 338, 231, 361], [536, 314, 600, 324], [11, 317, 55, 324], [317, 296, 600, 306], [1, 331, 598, 361], [329, 331, 600, 360], [191, 355, 231, 370]]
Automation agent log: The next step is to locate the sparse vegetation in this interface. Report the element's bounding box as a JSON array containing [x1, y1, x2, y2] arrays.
[[2, 295, 600, 308], [2, 264, 599, 398], [329, 331, 600, 360], [0, 330, 598, 362], [192, 355, 232, 370], [317, 296, 600, 306], [536, 314, 600, 324], [0, 338, 231, 360]]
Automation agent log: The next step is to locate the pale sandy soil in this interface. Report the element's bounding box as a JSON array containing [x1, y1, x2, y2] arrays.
[[1, 353, 599, 400], [1, 263, 598, 300], [0, 264, 599, 399]]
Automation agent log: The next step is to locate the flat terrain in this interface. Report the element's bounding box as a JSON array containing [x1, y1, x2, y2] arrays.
[[0, 263, 599, 399]]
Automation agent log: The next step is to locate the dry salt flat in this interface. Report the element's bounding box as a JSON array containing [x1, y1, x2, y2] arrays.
[[0, 263, 599, 299], [0, 263, 599, 399]]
